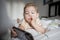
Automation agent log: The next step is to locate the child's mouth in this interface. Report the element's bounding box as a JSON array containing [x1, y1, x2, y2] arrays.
[[28, 18, 32, 20]]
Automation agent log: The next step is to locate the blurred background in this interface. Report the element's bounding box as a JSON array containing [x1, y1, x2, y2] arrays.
[[0, 0, 60, 40]]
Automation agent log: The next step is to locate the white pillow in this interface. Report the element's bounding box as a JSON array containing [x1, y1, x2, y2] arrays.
[[41, 19, 53, 28]]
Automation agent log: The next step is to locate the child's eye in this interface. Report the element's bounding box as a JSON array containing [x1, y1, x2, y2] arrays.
[[25, 13, 28, 14], [25, 12, 28, 14], [32, 13, 34, 14]]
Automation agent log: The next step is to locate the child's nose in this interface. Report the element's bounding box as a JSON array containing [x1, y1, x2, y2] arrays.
[[28, 14, 32, 18], [29, 14, 31, 16], [30, 12, 33, 15]]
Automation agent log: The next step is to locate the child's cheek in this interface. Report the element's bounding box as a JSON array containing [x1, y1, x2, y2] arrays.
[[32, 15, 37, 20]]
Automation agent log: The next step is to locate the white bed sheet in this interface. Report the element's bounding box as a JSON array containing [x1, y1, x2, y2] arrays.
[[25, 28, 60, 40]]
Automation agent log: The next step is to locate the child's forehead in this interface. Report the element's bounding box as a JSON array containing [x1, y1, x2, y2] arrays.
[[25, 6, 36, 9], [25, 6, 37, 11]]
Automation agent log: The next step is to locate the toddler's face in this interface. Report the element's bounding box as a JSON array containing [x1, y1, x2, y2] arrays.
[[24, 6, 39, 23]]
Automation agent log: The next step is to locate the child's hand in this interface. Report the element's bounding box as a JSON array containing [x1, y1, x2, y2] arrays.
[[30, 17, 37, 27], [11, 29, 17, 38]]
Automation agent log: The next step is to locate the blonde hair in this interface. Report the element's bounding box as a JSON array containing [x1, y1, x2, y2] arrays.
[[24, 3, 38, 13]]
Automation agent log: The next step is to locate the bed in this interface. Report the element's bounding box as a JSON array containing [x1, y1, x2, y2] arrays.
[[12, 16, 60, 40], [27, 16, 60, 40], [39, 16, 60, 40]]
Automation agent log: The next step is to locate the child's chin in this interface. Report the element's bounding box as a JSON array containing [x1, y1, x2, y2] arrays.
[[27, 20, 31, 23]]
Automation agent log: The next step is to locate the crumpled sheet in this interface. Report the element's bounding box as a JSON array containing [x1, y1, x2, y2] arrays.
[[25, 28, 60, 40]]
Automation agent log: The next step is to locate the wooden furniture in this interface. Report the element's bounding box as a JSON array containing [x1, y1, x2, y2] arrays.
[[48, 1, 60, 17]]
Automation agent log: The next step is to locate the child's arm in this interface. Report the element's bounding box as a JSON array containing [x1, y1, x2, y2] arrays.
[[29, 17, 46, 34], [31, 22, 46, 34], [18, 24, 25, 30]]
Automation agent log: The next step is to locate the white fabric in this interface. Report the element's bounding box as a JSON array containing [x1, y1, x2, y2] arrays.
[[12, 38, 20, 40], [21, 18, 60, 40], [14, 21, 21, 28], [25, 29, 48, 40], [14, 23, 19, 28], [40, 19, 53, 28]]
